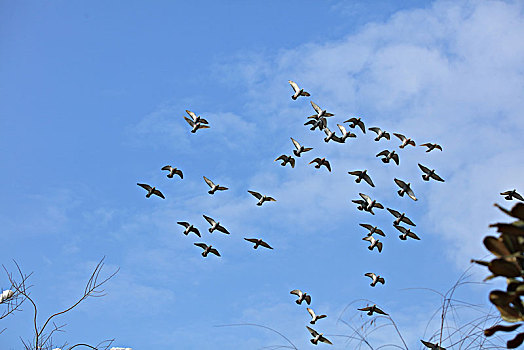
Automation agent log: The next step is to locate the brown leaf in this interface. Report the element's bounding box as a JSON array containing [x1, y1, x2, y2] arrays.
[[484, 323, 521, 336], [495, 203, 524, 221], [488, 259, 522, 278], [484, 236, 512, 257], [508, 331, 524, 349]]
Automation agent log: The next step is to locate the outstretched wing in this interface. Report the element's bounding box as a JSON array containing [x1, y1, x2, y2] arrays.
[[394, 225, 407, 234], [363, 173, 375, 187], [402, 216, 416, 226], [323, 160, 331, 172], [337, 123, 347, 135], [177, 221, 190, 228], [289, 157, 295, 168], [376, 150, 389, 157], [387, 208, 401, 218], [275, 155, 287, 162], [359, 223, 373, 231], [306, 326, 318, 337], [194, 243, 208, 250], [406, 188, 417, 201], [259, 240, 273, 249], [357, 120, 366, 133], [394, 133, 406, 141], [344, 117, 358, 124], [290, 137, 301, 150], [407, 231, 420, 240], [307, 307, 316, 318], [203, 214, 216, 226], [365, 272, 375, 279], [310, 101, 322, 114], [288, 80, 300, 93], [319, 336, 333, 345], [359, 193, 372, 204], [394, 178, 407, 189], [186, 110, 197, 120], [216, 224, 230, 234], [309, 158, 321, 165], [209, 248, 221, 256], [248, 190, 262, 199], [374, 307, 388, 315], [391, 153, 400, 165], [290, 289, 302, 297], [418, 163, 431, 174], [304, 295, 312, 305], [369, 127, 381, 135], [431, 172, 445, 182], [152, 189, 165, 199], [174, 169, 183, 179], [348, 170, 362, 177], [244, 238, 258, 244], [184, 116, 195, 127], [203, 176, 215, 188], [137, 183, 152, 191], [161, 165, 173, 171], [514, 191, 524, 201]]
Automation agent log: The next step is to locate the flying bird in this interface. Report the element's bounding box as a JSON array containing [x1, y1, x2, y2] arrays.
[[393, 133, 416, 148], [348, 170, 374, 187], [203, 176, 229, 195], [376, 149, 400, 165], [137, 183, 165, 199], [290, 289, 311, 305], [359, 224, 385, 237], [420, 143, 442, 152], [309, 158, 331, 172], [352, 193, 384, 215], [309, 101, 334, 119], [306, 326, 333, 345], [161, 165, 183, 179], [500, 189, 524, 201], [420, 340, 446, 350], [387, 208, 416, 226], [362, 235, 383, 252], [333, 124, 357, 143], [307, 308, 327, 325], [202, 215, 230, 234], [323, 127, 342, 143], [184, 116, 210, 133], [304, 117, 327, 131], [418, 164, 445, 182], [194, 243, 220, 257], [248, 190, 276, 206], [290, 137, 313, 157], [177, 222, 201, 237], [0, 290, 14, 304], [244, 238, 273, 250], [394, 178, 417, 201], [394, 225, 420, 240], [344, 117, 366, 134], [368, 127, 390, 141], [365, 272, 385, 287], [288, 80, 311, 100], [185, 110, 209, 124], [358, 304, 388, 316], [275, 154, 295, 168]]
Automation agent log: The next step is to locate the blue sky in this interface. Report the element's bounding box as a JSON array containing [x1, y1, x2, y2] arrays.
[[1, 0, 524, 349]]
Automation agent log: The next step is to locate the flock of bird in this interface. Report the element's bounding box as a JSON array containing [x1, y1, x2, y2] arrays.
[[132, 81, 523, 348]]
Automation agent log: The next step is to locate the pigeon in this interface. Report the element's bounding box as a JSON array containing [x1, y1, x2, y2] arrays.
[[137, 183, 165, 199], [365, 273, 385, 287], [393, 133, 416, 148], [290, 137, 313, 157], [203, 176, 228, 195], [194, 243, 220, 257], [184, 116, 210, 133], [333, 124, 357, 143], [348, 170, 375, 187], [0, 290, 14, 304], [420, 340, 446, 350], [309, 158, 331, 172], [304, 117, 327, 131], [376, 150, 399, 165], [248, 190, 276, 206], [307, 308, 327, 324], [202, 215, 230, 234], [288, 80, 311, 100], [323, 127, 342, 143], [387, 208, 416, 226], [418, 164, 445, 182], [161, 165, 183, 179], [306, 326, 333, 345], [244, 238, 273, 250], [185, 110, 209, 124], [420, 143, 442, 152], [394, 225, 420, 240], [290, 289, 311, 305], [368, 127, 390, 141], [352, 193, 384, 215], [500, 189, 524, 201], [358, 304, 388, 316], [344, 117, 366, 134], [275, 154, 295, 168], [362, 235, 383, 252], [309, 101, 334, 119], [177, 222, 201, 237], [359, 224, 385, 237], [394, 178, 417, 201]]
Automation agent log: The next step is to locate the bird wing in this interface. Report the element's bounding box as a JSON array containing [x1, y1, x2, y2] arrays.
[[373, 202, 384, 209], [365, 272, 375, 279], [303, 147, 313, 152], [319, 336, 333, 345], [348, 170, 362, 177], [152, 189, 165, 199], [408, 139, 416, 146], [363, 173, 375, 187], [244, 238, 258, 244], [304, 120, 316, 126], [161, 165, 173, 171], [394, 133, 406, 141], [406, 188, 417, 201], [194, 243, 207, 249], [359, 193, 372, 204], [420, 143, 432, 148], [216, 224, 230, 234], [375, 307, 388, 315], [430, 172, 445, 182], [186, 110, 197, 121], [137, 183, 152, 191], [289, 157, 295, 168], [288, 80, 300, 93], [377, 277, 385, 284], [275, 155, 287, 162], [514, 191, 524, 200], [375, 228, 385, 236], [209, 248, 221, 256], [384, 132, 390, 140], [323, 127, 332, 137], [266, 196, 277, 202], [331, 135, 343, 143], [418, 163, 431, 174], [304, 295, 312, 304], [290, 137, 301, 150], [203, 176, 215, 188], [320, 118, 327, 130], [358, 306, 371, 312], [376, 150, 389, 157], [394, 178, 406, 189], [394, 225, 407, 233], [392, 153, 400, 165], [323, 161, 331, 172], [337, 123, 347, 135], [248, 190, 262, 199], [307, 307, 316, 318], [203, 215, 216, 226], [217, 186, 228, 191], [290, 289, 302, 297], [184, 116, 195, 127], [317, 314, 327, 320], [407, 231, 420, 240], [309, 158, 321, 165], [310, 101, 322, 114], [500, 191, 512, 195], [177, 221, 190, 228], [345, 117, 357, 124], [376, 241, 383, 252], [369, 127, 381, 134], [192, 227, 201, 237], [359, 223, 373, 231], [174, 169, 183, 179], [197, 124, 210, 129], [402, 216, 416, 226], [259, 240, 273, 249], [434, 144, 443, 151], [362, 235, 374, 243], [387, 208, 400, 217], [306, 326, 318, 337], [357, 120, 366, 133]]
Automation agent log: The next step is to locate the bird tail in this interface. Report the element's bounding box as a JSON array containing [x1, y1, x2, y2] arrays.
[[292, 95, 297, 100], [167, 174, 173, 178], [382, 158, 388, 163], [293, 150, 300, 157], [397, 190, 404, 196], [422, 175, 429, 181]]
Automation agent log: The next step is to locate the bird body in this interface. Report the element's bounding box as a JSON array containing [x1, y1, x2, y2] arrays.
[[244, 238, 273, 250], [418, 164, 445, 182], [137, 183, 165, 199], [161, 165, 183, 179], [203, 176, 228, 195], [177, 222, 201, 237], [203, 215, 230, 234], [194, 243, 220, 257], [290, 137, 313, 157], [348, 170, 374, 187], [290, 289, 311, 305], [369, 127, 390, 141], [394, 178, 417, 201], [306, 326, 333, 345], [365, 272, 385, 287], [248, 190, 276, 206], [309, 158, 331, 172], [376, 149, 399, 165], [289, 80, 310, 100]]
